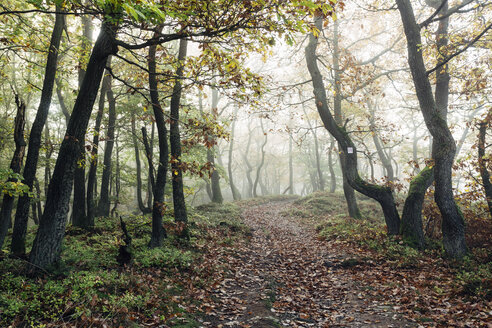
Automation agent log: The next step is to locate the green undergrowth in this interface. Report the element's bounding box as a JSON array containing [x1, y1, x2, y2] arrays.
[[284, 191, 382, 221], [291, 191, 492, 300], [0, 201, 247, 327], [236, 194, 299, 208]]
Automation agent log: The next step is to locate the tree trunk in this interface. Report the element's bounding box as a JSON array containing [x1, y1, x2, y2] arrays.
[[169, 39, 188, 224], [478, 116, 492, 218], [72, 10, 93, 227], [96, 71, 116, 217], [146, 123, 155, 210], [147, 30, 168, 247], [141, 127, 156, 192], [288, 133, 294, 194], [328, 136, 336, 193], [72, 144, 87, 225], [0, 95, 26, 249], [302, 103, 325, 192], [305, 15, 399, 234], [44, 126, 53, 199], [11, 8, 65, 256], [401, 167, 434, 248], [131, 112, 151, 214], [401, 2, 454, 249], [332, 19, 361, 219], [243, 120, 254, 198], [28, 20, 118, 272], [209, 87, 224, 203], [313, 130, 325, 191], [396, 0, 466, 258], [55, 79, 70, 125], [228, 106, 241, 200], [87, 65, 111, 226], [369, 102, 394, 182], [253, 120, 267, 198], [34, 178, 42, 225], [110, 136, 120, 217]]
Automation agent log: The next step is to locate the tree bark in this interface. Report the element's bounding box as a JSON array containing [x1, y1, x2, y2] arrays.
[[11, 8, 65, 256], [306, 15, 400, 234], [96, 71, 116, 217], [169, 39, 188, 223], [396, 0, 466, 258], [0, 95, 26, 249], [147, 30, 168, 248], [28, 20, 118, 272]]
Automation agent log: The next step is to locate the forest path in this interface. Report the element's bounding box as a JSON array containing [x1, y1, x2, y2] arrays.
[[200, 200, 416, 328]]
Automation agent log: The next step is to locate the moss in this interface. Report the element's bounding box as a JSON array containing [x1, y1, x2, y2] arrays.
[[408, 166, 434, 195]]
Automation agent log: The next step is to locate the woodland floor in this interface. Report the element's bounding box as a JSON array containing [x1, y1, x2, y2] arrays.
[[198, 200, 417, 327], [1, 195, 490, 327]]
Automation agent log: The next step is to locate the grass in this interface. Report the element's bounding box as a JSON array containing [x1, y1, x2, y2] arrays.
[[0, 202, 249, 327]]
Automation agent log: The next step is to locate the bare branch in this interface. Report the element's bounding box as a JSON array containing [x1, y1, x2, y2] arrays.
[[419, 0, 448, 28]]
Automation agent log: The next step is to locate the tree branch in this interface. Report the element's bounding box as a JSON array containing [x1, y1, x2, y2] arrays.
[[427, 22, 492, 76], [419, 0, 448, 28]]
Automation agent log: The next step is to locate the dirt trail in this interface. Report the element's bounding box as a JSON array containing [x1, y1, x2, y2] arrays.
[[200, 201, 416, 327]]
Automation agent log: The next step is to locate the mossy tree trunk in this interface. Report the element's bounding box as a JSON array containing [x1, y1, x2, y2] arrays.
[[396, 0, 466, 258], [401, 167, 434, 248], [305, 15, 400, 234]]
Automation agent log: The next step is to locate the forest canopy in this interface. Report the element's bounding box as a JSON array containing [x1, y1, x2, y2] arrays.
[[0, 0, 489, 278]]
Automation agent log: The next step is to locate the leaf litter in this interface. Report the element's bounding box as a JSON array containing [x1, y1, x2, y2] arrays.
[[198, 200, 418, 327]]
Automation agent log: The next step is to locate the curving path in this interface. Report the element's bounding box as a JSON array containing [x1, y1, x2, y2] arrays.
[[199, 200, 416, 328]]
